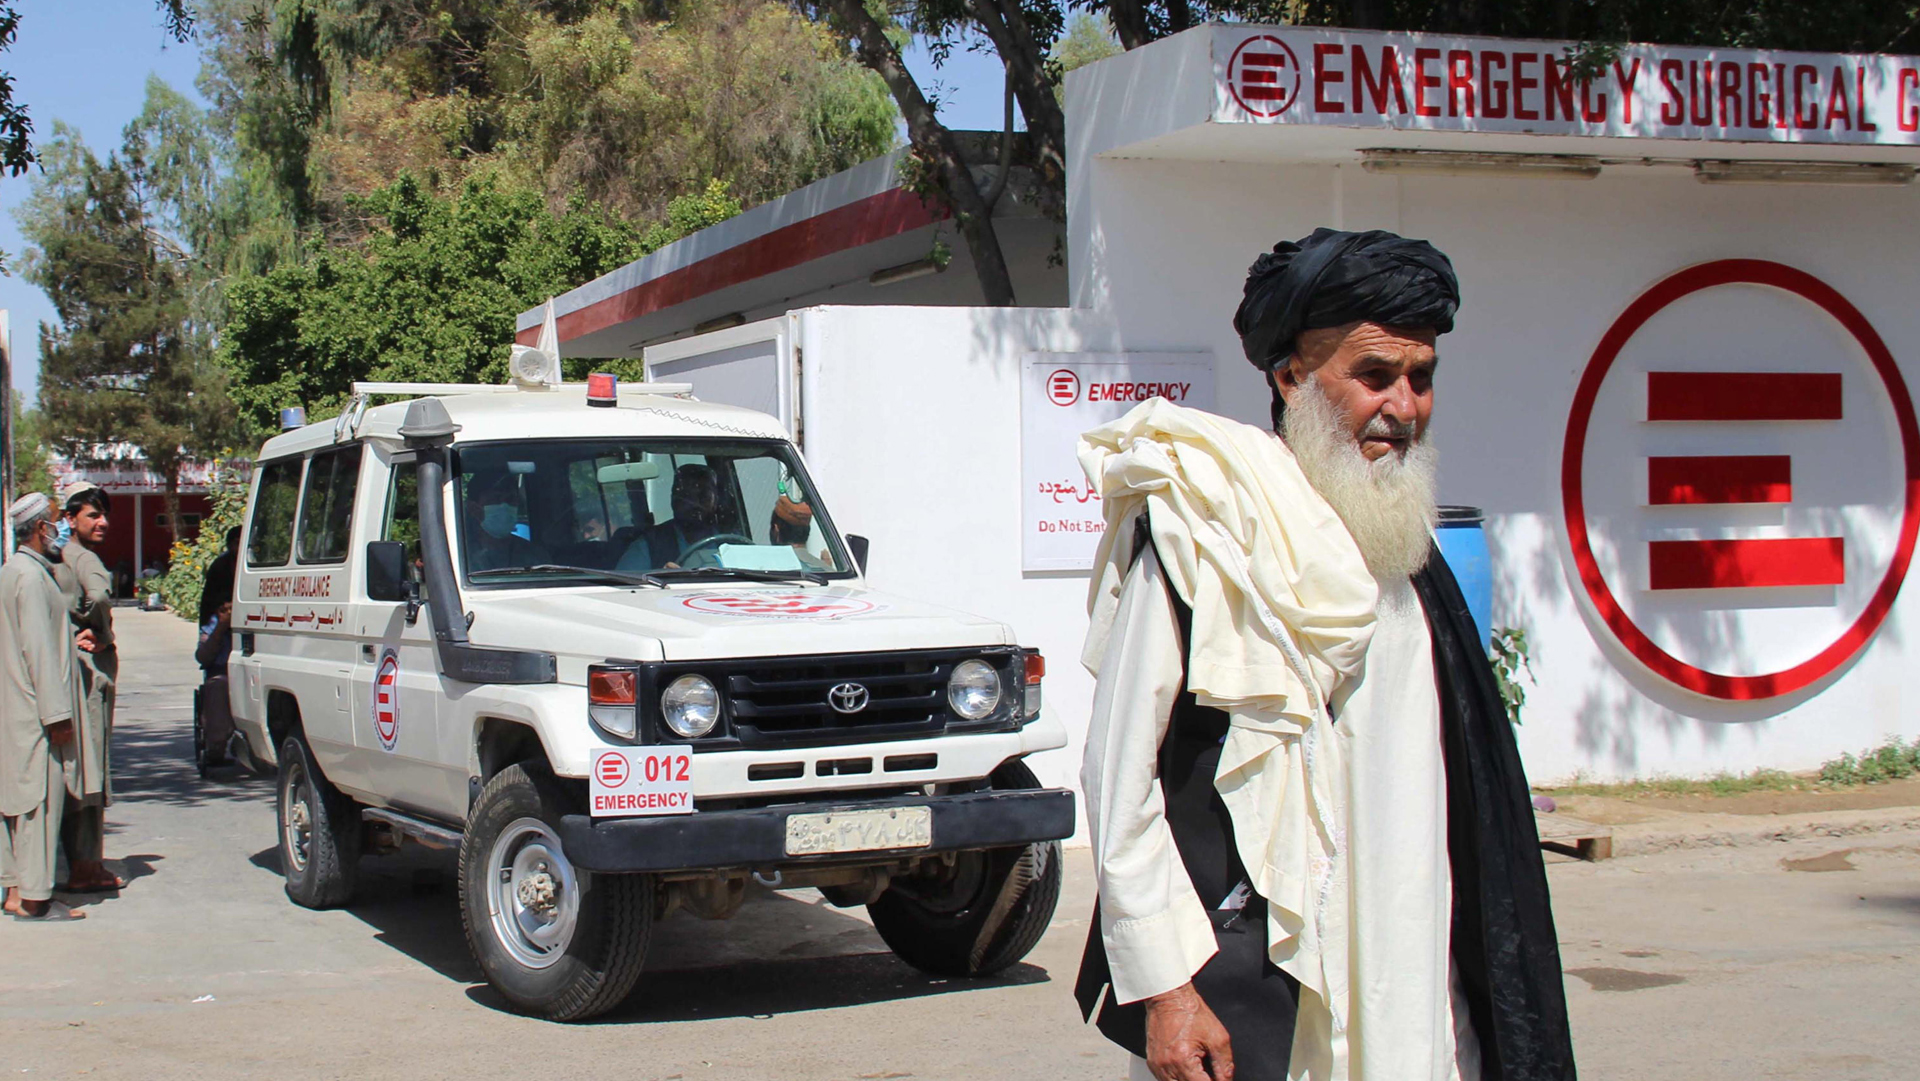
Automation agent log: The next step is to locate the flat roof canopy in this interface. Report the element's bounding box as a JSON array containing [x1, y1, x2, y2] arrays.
[[517, 146, 1063, 358]]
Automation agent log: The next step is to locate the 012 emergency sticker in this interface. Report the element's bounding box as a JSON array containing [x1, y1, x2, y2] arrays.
[[590, 748, 694, 817]]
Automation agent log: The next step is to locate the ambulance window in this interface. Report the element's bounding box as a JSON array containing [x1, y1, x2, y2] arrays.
[[382, 461, 425, 595], [246, 458, 302, 567], [296, 445, 364, 564]]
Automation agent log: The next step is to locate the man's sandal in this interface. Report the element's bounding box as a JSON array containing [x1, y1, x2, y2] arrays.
[[13, 900, 87, 921]]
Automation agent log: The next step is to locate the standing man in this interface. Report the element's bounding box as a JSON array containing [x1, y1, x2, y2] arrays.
[[1, 493, 86, 920], [1074, 229, 1572, 1080], [56, 484, 124, 893]]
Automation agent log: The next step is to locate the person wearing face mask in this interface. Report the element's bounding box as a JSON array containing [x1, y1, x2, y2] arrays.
[[462, 469, 549, 574], [1, 494, 94, 921], [52, 485, 123, 894]]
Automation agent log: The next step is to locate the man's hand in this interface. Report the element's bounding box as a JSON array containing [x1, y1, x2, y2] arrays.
[[47, 720, 75, 747], [75, 629, 98, 654], [1144, 982, 1234, 1081]]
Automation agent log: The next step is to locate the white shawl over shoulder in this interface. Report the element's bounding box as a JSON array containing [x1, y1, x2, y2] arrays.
[[1079, 398, 1377, 1031]]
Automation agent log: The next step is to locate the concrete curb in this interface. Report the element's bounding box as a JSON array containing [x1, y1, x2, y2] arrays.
[[1605, 805, 1920, 858]]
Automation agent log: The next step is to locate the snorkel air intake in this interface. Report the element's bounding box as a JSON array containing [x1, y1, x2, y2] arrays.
[[400, 398, 556, 685]]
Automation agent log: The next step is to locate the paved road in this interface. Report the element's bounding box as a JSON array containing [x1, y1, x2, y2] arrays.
[[2, 611, 1916, 1080]]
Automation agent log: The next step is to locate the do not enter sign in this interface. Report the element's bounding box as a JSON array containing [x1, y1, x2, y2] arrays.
[[1562, 260, 1920, 700]]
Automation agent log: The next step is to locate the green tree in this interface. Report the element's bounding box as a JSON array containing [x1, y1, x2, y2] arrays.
[[16, 123, 239, 531], [218, 170, 739, 431], [192, 0, 896, 235]]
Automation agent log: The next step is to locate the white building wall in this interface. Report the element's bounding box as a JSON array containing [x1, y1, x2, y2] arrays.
[[1071, 152, 1920, 781], [794, 306, 1122, 805]]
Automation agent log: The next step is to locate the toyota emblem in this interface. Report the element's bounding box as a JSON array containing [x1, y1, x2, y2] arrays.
[[827, 682, 871, 714]]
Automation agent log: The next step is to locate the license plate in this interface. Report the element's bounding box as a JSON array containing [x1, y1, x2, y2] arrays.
[[785, 806, 933, 856]]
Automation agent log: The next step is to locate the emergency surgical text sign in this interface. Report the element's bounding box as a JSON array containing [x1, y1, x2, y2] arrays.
[[1214, 25, 1920, 145], [589, 749, 694, 817], [1021, 353, 1213, 572]]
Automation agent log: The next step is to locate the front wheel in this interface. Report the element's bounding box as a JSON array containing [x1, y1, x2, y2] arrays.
[[868, 760, 1063, 977], [277, 735, 361, 908], [459, 762, 654, 1021]]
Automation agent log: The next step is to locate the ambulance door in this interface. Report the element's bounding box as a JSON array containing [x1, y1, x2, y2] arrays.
[[349, 453, 458, 818]]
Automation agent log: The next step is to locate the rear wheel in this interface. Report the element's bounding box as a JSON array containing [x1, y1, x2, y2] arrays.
[[868, 760, 1063, 977], [277, 735, 361, 908], [459, 762, 653, 1021]]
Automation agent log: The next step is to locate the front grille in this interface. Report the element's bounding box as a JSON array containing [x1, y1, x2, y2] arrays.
[[646, 647, 1022, 750]]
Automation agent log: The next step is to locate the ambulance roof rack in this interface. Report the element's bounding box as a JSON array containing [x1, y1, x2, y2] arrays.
[[349, 380, 695, 397]]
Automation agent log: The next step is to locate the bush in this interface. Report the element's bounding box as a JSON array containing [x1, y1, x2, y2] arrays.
[[1818, 737, 1920, 786], [154, 457, 250, 621]]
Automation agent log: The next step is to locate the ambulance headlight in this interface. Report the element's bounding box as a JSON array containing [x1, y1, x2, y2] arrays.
[[661, 674, 721, 739], [947, 659, 1002, 721]]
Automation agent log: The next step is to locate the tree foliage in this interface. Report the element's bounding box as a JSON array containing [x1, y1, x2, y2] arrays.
[[15, 121, 240, 523], [194, 0, 896, 235], [217, 171, 742, 431]]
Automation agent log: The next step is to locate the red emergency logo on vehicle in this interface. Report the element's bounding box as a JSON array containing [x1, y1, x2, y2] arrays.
[[1227, 34, 1303, 118], [372, 649, 401, 751], [1046, 369, 1081, 406], [595, 752, 630, 788], [680, 593, 884, 620]]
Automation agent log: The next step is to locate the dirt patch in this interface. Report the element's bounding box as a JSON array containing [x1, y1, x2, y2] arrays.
[[1782, 850, 1856, 873], [1566, 967, 1686, 992], [1553, 776, 1920, 819]]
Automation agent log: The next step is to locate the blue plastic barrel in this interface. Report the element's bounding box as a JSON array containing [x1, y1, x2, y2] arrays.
[[1435, 505, 1493, 645]]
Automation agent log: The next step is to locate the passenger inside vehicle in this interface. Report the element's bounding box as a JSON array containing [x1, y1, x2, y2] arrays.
[[463, 468, 551, 573]]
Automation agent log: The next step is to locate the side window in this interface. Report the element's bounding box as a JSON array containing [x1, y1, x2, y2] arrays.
[[246, 459, 303, 567], [296, 445, 364, 564], [382, 461, 426, 597]]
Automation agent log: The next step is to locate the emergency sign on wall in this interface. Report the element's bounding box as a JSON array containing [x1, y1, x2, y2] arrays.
[[1563, 260, 1920, 701], [1020, 353, 1214, 572]]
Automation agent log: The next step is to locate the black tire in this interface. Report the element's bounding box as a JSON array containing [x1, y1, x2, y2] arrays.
[[277, 735, 361, 908], [459, 762, 653, 1022], [868, 759, 1063, 978]]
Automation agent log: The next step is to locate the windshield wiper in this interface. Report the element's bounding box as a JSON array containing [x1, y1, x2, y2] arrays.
[[469, 564, 666, 588], [646, 566, 828, 586]]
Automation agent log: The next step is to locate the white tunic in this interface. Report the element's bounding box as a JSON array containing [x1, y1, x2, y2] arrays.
[[1083, 550, 1478, 1081]]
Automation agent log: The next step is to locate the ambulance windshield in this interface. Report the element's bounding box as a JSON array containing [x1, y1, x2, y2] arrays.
[[451, 438, 853, 584]]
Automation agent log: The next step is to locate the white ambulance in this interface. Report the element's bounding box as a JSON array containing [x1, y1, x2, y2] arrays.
[[228, 373, 1073, 1020]]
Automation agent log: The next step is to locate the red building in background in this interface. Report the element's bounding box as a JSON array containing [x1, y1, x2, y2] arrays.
[[50, 450, 216, 598]]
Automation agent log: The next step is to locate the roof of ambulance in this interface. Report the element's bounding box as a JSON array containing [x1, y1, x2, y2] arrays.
[[255, 387, 789, 460]]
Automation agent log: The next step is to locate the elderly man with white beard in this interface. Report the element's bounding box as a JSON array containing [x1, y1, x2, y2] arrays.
[[1072, 229, 1574, 1081]]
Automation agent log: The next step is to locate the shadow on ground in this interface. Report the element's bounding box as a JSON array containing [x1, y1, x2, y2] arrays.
[[314, 839, 1056, 1023], [110, 701, 272, 812]]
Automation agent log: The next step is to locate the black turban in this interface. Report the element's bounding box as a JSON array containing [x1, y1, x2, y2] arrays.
[[1233, 227, 1460, 371]]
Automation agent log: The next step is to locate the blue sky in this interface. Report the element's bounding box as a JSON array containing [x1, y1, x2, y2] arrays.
[[0, 5, 1010, 403]]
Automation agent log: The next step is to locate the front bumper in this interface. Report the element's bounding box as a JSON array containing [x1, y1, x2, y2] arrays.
[[557, 787, 1076, 873]]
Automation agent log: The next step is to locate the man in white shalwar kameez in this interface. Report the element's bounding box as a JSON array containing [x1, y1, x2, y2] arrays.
[[1074, 230, 1573, 1081], [1, 493, 88, 921]]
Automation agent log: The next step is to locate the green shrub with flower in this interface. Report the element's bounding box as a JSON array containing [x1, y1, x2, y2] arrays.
[[154, 456, 252, 620]]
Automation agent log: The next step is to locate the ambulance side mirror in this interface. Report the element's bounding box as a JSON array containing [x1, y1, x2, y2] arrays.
[[366, 541, 411, 603], [846, 534, 870, 575]]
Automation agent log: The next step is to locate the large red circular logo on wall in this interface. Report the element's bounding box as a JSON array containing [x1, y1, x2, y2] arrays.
[[1562, 259, 1920, 700], [1226, 35, 1303, 119]]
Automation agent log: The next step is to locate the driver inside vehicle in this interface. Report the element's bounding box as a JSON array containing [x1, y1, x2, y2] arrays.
[[463, 469, 551, 573], [618, 463, 741, 571]]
